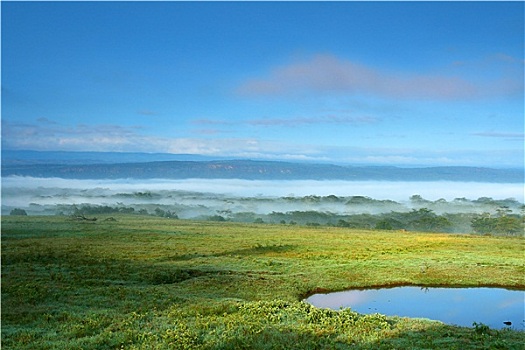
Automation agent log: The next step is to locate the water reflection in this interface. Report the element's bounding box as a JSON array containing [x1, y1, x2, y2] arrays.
[[306, 287, 525, 330]]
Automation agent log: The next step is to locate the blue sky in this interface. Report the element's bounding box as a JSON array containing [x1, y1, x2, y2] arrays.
[[2, 1, 524, 167]]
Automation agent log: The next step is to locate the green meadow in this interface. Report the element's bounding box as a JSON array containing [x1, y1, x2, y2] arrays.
[[2, 215, 524, 349]]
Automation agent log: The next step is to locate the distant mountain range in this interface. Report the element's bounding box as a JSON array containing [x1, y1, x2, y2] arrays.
[[2, 150, 523, 183]]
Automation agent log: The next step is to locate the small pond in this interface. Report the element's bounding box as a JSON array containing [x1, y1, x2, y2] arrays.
[[305, 286, 525, 330]]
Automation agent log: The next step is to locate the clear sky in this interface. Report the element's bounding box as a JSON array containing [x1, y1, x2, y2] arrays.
[[2, 1, 524, 167]]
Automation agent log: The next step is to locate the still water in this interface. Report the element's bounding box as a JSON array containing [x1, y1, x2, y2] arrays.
[[306, 287, 525, 330]]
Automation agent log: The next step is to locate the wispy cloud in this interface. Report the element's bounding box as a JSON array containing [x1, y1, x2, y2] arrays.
[[192, 118, 236, 126], [247, 115, 378, 127], [192, 128, 225, 135], [237, 54, 522, 100], [488, 53, 525, 66], [472, 131, 524, 139], [193, 114, 379, 128], [137, 110, 159, 116], [2, 119, 148, 152], [36, 117, 58, 124], [2, 119, 522, 167], [1, 119, 320, 159], [328, 146, 524, 168]]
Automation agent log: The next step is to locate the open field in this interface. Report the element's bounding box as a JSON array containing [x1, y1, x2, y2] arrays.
[[2, 215, 524, 349]]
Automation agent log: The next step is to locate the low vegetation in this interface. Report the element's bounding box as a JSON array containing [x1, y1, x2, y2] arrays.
[[2, 215, 524, 349]]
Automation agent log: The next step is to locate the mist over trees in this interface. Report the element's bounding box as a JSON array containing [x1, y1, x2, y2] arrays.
[[6, 188, 522, 235], [3, 153, 523, 236]]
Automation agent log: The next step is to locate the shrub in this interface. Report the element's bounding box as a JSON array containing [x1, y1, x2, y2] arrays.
[[10, 208, 27, 216]]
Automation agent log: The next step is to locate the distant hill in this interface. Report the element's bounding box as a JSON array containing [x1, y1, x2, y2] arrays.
[[1, 150, 523, 183], [1, 150, 219, 165]]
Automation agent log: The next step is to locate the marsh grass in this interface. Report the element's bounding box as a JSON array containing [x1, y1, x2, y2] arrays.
[[2, 215, 524, 349]]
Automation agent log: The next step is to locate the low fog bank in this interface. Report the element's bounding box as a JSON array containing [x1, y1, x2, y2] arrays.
[[3, 176, 524, 201], [3, 176, 523, 234], [2, 176, 523, 216]]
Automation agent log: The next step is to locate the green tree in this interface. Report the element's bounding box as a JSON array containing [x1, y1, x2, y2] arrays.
[[375, 220, 393, 230], [494, 216, 523, 235], [375, 218, 403, 230], [471, 214, 496, 234], [410, 194, 430, 205], [495, 206, 512, 217], [154, 208, 166, 217], [471, 213, 523, 235], [406, 208, 452, 232], [208, 215, 226, 222]]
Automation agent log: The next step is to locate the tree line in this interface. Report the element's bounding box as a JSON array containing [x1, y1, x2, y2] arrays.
[[9, 199, 523, 236]]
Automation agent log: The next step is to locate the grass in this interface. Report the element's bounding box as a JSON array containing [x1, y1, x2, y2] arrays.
[[2, 214, 524, 349]]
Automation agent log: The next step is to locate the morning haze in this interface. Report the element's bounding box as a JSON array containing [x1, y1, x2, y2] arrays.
[[1, 2, 524, 349]]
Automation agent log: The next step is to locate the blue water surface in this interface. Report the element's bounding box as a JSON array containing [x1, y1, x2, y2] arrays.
[[306, 287, 525, 330]]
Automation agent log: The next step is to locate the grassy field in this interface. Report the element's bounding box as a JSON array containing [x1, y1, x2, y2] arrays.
[[2, 215, 524, 349]]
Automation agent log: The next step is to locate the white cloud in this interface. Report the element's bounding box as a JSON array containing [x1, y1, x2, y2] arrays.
[[2, 120, 145, 151], [1, 119, 320, 159], [2, 119, 522, 167]]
